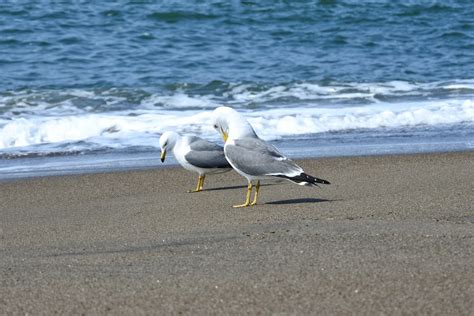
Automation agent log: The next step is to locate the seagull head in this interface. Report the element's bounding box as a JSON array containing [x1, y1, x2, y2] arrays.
[[211, 106, 257, 142], [159, 131, 179, 162]]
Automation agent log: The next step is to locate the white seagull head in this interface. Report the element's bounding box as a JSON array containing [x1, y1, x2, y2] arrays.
[[159, 131, 180, 162], [211, 106, 257, 142]]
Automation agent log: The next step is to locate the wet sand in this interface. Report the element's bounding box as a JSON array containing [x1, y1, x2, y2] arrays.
[[1, 152, 473, 315]]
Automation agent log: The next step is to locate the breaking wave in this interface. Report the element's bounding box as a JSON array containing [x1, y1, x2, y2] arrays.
[[1, 80, 473, 157]]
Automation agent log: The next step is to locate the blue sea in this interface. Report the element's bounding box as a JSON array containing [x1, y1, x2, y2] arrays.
[[1, 0, 473, 179]]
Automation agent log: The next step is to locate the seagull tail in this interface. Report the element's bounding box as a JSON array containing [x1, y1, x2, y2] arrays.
[[278, 173, 331, 187]]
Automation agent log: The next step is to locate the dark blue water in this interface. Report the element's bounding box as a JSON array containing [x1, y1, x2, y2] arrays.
[[1, 0, 473, 89]]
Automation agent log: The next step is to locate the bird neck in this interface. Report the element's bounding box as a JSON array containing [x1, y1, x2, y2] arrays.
[[167, 134, 181, 151]]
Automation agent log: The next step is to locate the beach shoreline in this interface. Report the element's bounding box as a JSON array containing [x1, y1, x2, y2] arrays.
[[1, 152, 473, 314], [1, 141, 473, 181]]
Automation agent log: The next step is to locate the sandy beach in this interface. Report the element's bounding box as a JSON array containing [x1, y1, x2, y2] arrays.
[[0, 152, 473, 315]]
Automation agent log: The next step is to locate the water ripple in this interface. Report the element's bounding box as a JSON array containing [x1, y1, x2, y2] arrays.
[[0, 1, 472, 89]]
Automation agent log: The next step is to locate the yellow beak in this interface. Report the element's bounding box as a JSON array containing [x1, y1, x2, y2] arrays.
[[160, 150, 166, 162], [221, 128, 228, 142]]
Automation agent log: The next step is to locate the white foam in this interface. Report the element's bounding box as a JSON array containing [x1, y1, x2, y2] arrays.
[[1, 80, 474, 153], [140, 93, 220, 109], [1, 98, 472, 150], [246, 99, 474, 139]]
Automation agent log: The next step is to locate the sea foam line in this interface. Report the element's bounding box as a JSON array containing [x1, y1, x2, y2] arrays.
[[0, 99, 472, 150]]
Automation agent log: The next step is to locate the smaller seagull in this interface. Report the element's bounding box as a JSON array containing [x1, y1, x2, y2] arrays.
[[159, 131, 232, 192], [212, 106, 330, 207]]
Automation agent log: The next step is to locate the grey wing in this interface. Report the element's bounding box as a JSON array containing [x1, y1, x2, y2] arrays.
[[225, 137, 302, 177], [188, 137, 224, 152], [185, 137, 231, 169]]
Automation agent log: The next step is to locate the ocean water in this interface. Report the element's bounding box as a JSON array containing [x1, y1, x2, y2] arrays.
[[1, 1, 473, 179]]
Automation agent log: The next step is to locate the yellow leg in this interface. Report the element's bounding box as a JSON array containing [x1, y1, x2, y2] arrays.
[[199, 175, 205, 191], [188, 175, 204, 193], [250, 180, 260, 206], [233, 182, 253, 208]]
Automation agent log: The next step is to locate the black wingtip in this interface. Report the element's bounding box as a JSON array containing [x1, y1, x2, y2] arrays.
[[276, 173, 330, 186], [318, 178, 331, 185]]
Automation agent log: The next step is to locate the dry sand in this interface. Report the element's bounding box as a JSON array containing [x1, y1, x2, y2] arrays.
[[1, 152, 473, 315]]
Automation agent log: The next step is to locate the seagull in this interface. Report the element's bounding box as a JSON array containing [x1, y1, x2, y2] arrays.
[[211, 106, 330, 207], [159, 131, 231, 192]]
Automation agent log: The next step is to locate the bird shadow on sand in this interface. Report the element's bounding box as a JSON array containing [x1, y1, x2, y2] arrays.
[[266, 198, 333, 205]]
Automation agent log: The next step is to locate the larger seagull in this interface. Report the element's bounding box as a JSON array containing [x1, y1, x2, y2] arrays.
[[212, 106, 330, 207]]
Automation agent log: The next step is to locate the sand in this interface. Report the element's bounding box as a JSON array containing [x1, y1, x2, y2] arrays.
[[0, 152, 473, 315]]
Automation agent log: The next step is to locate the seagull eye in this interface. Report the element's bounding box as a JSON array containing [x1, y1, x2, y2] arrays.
[[213, 124, 218, 129]]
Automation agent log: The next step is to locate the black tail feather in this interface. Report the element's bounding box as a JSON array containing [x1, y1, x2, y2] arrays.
[[277, 173, 331, 186]]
